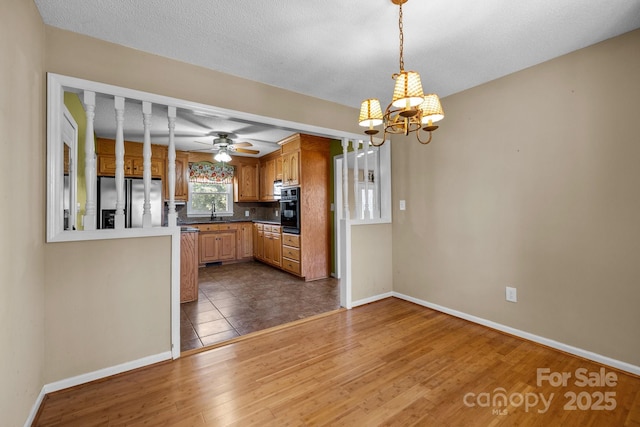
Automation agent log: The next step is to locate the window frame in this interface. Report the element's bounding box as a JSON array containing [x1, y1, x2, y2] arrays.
[[186, 181, 234, 217]]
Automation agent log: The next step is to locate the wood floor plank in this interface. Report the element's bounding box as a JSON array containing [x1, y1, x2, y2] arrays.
[[33, 298, 640, 426]]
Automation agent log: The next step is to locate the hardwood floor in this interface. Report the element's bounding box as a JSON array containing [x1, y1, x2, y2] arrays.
[[35, 298, 640, 426]]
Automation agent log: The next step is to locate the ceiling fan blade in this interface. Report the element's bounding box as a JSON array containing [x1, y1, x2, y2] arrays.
[[234, 148, 260, 155], [230, 141, 252, 148]]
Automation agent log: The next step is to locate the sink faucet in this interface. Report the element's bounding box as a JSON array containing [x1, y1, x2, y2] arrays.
[[210, 204, 216, 220]]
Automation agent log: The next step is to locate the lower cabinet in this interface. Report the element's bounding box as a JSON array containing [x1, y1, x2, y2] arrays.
[[282, 233, 301, 276], [237, 222, 253, 259], [253, 223, 281, 267], [253, 223, 264, 260], [199, 232, 236, 263], [180, 230, 199, 303], [193, 222, 254, 265], [264, 227, 282, 267]]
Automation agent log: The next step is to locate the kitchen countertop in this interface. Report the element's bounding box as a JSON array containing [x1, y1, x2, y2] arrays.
[[180, 226, 200, 233], [179, 219, 281, 226]]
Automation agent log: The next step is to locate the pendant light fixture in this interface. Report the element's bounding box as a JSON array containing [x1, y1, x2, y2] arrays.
[[359, 0, 444, 146]]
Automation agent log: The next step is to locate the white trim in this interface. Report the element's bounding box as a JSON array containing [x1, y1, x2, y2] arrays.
[[352, 291, 394, 308], [24, 351, 172, 427], [393, 292, 640, 377]]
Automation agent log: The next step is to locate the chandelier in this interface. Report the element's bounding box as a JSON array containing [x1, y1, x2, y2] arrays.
[[358, 0, 444, 147]]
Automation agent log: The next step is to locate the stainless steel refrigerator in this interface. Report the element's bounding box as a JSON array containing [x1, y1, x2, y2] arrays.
[[98, 177, 163, 229]]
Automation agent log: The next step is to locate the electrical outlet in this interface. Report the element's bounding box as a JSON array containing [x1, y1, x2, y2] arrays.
[[244, 210, 250, 217], [506, 286, 517, 303], [399, 200, 406, 211], [275, 210, 279, 217]]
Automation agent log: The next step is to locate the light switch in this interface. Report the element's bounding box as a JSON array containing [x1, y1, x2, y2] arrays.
[[399, 200, 406, 211]]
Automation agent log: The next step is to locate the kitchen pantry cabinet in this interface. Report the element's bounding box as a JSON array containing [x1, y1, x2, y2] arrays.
[[234, 161, 259, 202]]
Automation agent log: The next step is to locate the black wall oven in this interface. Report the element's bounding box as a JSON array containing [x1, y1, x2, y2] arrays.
[[280, 187, 300, 234]]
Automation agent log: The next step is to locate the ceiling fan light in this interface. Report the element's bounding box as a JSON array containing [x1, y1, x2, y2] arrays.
[[420, 94, 444, 123], [214, 149, 232, 163], [391, 71, 425, 108], [359, 99, 384, 127]]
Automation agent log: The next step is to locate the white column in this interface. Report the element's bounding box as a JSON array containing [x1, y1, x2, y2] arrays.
[[362, 139, 370, 220], [142, 101, 152, 227], [114, 96, 126, 229], [82, 91, 97, 230], [373, 145, 380, 219], [341, 137, 349, 219], [167, 106, 177, 227], [353, 140, 360, 220]]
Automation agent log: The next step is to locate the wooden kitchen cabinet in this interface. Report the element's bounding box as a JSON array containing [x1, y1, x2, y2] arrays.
[[96, 138, 165, 179], [275, 157, 283, 181], [281, 150, 299, 187], [165, 151, 189, 201], [281, 232, 301, 276], [278, 133, 331, 280], [259, 150, 281, 201], [253, 223, 281, 267], [97, 154, 163, 178], [199, 231, 236, 264], [237, 222, 253, 259], [180, 230, 199, 303], [234, 161, 259, 202], [253, 223, 265, 260], [263, 225, 282, 267]]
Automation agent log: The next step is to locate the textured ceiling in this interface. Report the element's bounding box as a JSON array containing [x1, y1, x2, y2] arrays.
[[35, 0, 640, 154]]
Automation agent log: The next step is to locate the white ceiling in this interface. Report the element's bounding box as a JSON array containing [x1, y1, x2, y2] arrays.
[[36, 0, 640, 156]]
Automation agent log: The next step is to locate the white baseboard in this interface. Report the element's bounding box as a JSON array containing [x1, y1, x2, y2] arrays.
[[352, 291, 393, 307], [24, 351, 172, 427], [393, 292, 640, 377]]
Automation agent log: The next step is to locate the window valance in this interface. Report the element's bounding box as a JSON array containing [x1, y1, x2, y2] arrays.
[[188, 162, 234, 184]]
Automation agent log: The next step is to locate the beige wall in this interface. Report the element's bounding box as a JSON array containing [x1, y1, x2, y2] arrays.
[[0, 0, 46, 425], [44, 27, 362, 137], [44, 236, 171, 383], [392, 29, 640, 366], [351, 224, 393, 302]]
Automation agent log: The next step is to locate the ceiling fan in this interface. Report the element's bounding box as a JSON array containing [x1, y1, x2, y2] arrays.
[[192, 133, 260, 161]]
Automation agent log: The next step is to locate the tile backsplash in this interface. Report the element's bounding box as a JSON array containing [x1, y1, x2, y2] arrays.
[[170, 201, 280, 224]]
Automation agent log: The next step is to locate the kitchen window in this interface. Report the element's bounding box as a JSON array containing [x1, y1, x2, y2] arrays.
[[187, 162, 234, 217], [187, 181, 233, 217]]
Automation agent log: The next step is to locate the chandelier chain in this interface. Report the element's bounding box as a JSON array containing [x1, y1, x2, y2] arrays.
[[398, 1, 404, 71]]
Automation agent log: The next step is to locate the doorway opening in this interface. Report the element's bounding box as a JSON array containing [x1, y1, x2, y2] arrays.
[[180, 261, 340, 352]]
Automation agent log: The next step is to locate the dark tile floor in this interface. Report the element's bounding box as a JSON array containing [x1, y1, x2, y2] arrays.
[[180, 261, 341, 352]]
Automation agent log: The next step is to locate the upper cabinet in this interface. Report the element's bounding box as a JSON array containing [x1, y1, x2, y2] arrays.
[[279, 133, 330, 189], [96, 138, 164, 179], [259, 151, 281, 202], [234, 160, 260, 202], [165, 151, 189, 202]]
